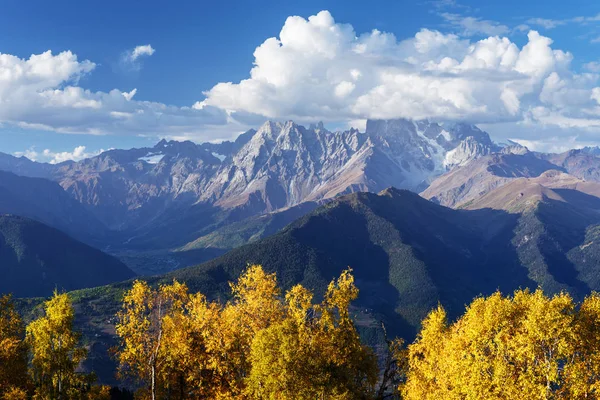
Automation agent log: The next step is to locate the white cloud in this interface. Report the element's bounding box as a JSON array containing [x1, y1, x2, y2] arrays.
[[584, 62, 600, 73], [14, 145, 104, 164], [524, 13, 600, 38], [0, 49, 240, 141], [121, 44, 156, 71], [130, 45, 155, 61], [203, 12, 591, 127], [200, 10, 600, 150], [527, 18, 566, 30], [440, 13, 510, 36], [509, 137, 590, 153], [122, 88, 137, 101]]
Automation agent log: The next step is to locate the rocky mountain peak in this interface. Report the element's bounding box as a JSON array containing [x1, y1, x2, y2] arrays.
[[154, 139, 168, 148], [580, 146, 600, 156], [308, 121, 326, 132], [443, 135, 495, 169], [255, 120, 284, 139], [500, 141, 529, 155], [365, 118, 417, 137]]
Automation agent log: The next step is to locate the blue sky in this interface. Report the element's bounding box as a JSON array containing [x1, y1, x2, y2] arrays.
[[2, 0, 600, 162]]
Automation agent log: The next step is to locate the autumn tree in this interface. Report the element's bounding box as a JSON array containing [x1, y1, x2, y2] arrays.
[[114, 279, 191, 400], [563, 292, 600, 398], [245, 270, 378, 399], [0, 295, 29, 398], [26, 291, 88, 400], [402, 289, 600, 400], [114, 266, 382, 399], [208, 265, 284, 398]]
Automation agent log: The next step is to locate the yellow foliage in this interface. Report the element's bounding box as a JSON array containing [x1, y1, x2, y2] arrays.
[[402, 289, 600, 400], [26, 291, 87, 400], [0, 295, 29, 398], [1, 386, 27, 400], [114, 266, 379, 399], [115, 279, 192, 400], [245, 271, 378, 399]]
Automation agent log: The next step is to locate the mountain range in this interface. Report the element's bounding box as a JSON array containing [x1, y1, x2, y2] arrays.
[[29, 178, 600, 384], [6, 117, 600, 384], [4, 117, 600, 292], [0, 119, 500, 263]]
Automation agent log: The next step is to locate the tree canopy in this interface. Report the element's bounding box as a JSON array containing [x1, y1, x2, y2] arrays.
[[403, 289, 600, 399]]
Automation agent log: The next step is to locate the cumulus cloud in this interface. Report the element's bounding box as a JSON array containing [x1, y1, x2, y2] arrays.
[[0, 49, 239, 141], [130, 45, 155, 61], [14, 145, 104, 164], [199, 10, 600, 150], [202, 12, 583, 123]]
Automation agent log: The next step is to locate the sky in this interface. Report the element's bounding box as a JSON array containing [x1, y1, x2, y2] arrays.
[[3, 0, 600, 162]]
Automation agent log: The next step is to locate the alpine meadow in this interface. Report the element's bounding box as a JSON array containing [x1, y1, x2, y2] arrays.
[[4, 1, 600, 399]]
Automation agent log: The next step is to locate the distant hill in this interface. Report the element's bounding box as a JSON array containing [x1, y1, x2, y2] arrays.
[[0, 171, 106, 245], [179, 201, 320, 251], [0, 215, 135, 297]]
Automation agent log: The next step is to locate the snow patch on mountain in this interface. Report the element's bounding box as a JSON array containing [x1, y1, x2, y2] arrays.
[[413, 121, 446, 174], [211, 152, 226, 162], [139, 153, 165, 164]]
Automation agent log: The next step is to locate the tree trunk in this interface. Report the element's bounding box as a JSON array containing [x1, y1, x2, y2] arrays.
[[152, 364, 156, 400]]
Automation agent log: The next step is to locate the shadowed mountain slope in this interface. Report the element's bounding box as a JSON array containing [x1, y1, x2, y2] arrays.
[[0, 215, 135, 297]]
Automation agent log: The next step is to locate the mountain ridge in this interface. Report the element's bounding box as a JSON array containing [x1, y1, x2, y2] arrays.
[[0, 118, 499, 251]]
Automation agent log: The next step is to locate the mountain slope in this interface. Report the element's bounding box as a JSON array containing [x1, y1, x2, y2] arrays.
[[542, 148, 600, 181], [464, 170, 600, 213], [0, 215, 135, 297], [169, 184, 600, 336], [179, 201, 321, 251], [421, 150, 564, 208], [0, 171, 107, 244], [167, 189, 530, 337]]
